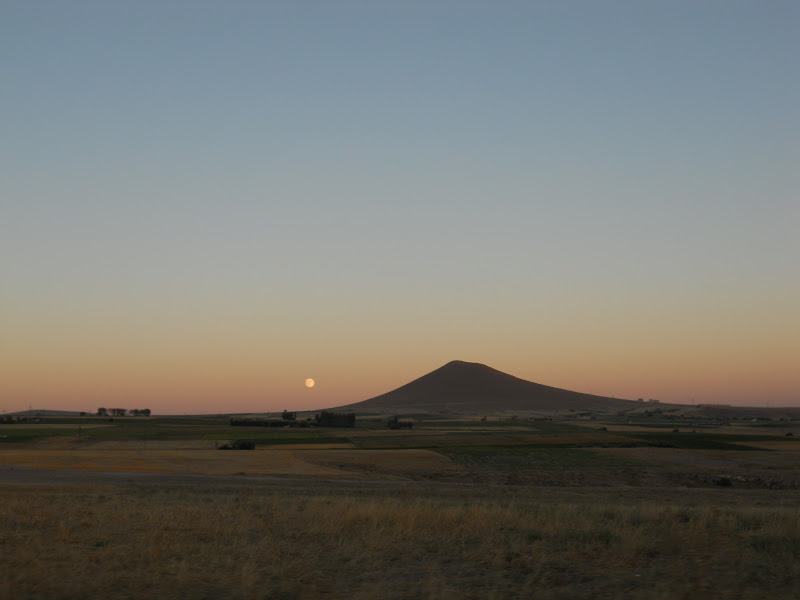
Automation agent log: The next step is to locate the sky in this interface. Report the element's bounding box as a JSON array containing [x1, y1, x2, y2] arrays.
[[2, 1, 799, 414]]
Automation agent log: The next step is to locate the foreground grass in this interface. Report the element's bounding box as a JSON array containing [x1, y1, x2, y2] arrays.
[[2, 485, 799, 599]]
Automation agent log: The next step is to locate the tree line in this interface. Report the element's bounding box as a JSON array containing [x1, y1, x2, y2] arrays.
[[96, 408, 151, 417]]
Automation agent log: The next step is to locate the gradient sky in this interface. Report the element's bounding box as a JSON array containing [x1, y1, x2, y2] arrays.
[[2, 1, 799, 414]]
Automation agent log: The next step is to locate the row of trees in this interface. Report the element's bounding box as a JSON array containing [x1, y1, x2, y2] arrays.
[[96, 408, 151, 417], [229, 411, 356, 428]]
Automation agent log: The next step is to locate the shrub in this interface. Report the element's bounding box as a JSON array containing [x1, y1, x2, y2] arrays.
[[218, 439, 256, 450]]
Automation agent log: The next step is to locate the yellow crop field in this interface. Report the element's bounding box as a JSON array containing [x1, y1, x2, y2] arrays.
[[0, 447, 456, 479]]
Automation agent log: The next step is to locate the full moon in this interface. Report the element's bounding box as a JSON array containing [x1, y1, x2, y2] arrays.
[[305, 378, 315, 388]]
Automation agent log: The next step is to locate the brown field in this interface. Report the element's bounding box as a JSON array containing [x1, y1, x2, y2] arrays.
[[0, 446, 455, 478], [350, 432, 635, 449], [2, 416, 800, 599]]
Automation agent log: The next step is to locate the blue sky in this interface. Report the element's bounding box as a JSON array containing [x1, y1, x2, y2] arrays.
[[2, 1, 799, 412]]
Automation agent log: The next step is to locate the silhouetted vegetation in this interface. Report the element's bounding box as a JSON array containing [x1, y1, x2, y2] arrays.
[[218, 439, 256, 450], [97, 407, 149, 417], [387, 416, 413, 429], [315, 411, 355, 427], [230, 417, 288, 427]]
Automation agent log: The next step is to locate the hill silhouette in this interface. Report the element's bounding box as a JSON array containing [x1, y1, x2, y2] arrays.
[[336, 360, 640, 414]]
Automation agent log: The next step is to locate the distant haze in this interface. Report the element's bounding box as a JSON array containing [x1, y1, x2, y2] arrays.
[[2, 3, 798, 413]]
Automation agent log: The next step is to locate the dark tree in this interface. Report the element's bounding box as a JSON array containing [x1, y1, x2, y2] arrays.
[[315, 411, 356, 427], [387, 416, 413, 430]]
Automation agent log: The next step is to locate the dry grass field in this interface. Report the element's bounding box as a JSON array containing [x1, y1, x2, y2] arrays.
[[0, 433, 456, 479], [2, 415, 800, 599], [0, 447, 347, 477], [3, 483, 800, 600]]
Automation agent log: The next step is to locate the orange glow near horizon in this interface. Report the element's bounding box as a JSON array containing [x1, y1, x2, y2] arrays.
[[3, 2, 799, 416], [2, 235, 798, 414], [3, 323, 799, 413]]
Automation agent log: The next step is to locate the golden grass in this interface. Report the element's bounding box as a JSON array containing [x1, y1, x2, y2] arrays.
[[2, 484, 799, 599], [4, 418, 800, 598], [81, 440, 224, 450], [0, 448, 342, 476], [0, 447, 455, 479]]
